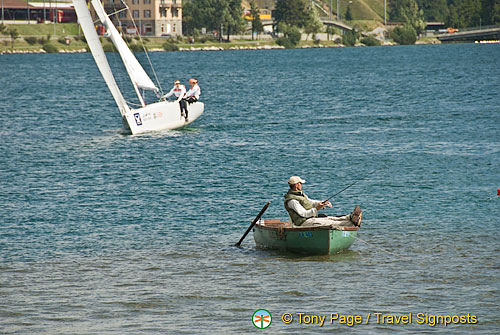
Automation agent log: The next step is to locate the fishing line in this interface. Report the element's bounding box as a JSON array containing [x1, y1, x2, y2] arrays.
[[324, 169, 378, 202]]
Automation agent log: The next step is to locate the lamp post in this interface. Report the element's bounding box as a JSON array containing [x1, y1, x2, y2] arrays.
[[53, 0, 57, 36], [337, 0, 340, 21], [384, 0, 386, 25], [2, 0, 4, 24]]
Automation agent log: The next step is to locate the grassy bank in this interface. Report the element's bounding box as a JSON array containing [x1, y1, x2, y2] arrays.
[[1, 22, 80, 37], [1, 22, 441, 54]]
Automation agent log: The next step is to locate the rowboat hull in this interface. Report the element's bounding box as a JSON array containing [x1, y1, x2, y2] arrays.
[[253, 220, 358, 255]]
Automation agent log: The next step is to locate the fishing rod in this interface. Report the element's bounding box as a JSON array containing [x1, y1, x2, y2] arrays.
[[324, 169, 378, 202]]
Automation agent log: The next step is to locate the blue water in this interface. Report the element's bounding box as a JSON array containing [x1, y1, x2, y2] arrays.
[[1, 43, 499, 334]]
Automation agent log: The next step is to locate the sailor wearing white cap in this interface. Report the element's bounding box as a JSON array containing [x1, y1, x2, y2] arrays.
[[162, 80, 186, 102]]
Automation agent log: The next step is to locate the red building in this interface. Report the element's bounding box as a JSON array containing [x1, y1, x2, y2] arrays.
[[1, 0, 76, 23]]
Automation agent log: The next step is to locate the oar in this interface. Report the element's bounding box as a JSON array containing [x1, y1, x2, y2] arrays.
[[235, 201, 271, 247]]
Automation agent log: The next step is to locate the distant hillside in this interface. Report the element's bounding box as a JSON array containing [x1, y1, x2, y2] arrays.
[[242, 0, 386, 22]]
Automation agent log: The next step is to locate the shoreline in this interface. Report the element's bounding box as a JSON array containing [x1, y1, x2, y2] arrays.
[[0, 41, 409, 55]]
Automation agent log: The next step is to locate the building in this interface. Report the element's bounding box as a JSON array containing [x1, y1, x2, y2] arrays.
[[1, 0, 76, 23], [103, 0, 182, 37]]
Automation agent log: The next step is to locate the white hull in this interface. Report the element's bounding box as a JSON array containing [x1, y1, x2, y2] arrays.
[[123, 101, 204, 135]]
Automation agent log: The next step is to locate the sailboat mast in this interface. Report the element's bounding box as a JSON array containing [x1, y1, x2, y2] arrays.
[[73, 0, 130, 116], [91, 0, 157, 107], [133, 85, 146, 107]]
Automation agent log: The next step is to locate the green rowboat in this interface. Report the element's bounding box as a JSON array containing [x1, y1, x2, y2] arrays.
[[253, 220, 359, 255]]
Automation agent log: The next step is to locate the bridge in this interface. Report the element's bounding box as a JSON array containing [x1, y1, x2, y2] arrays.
[[261, 18, 354, 33], [436, 25, 500, 42]]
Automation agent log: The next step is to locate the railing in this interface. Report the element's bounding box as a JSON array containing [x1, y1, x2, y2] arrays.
[[434, 24, 500, 35], [451, 25, 500, 32]]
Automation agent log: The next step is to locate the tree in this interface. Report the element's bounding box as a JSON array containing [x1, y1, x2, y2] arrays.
[[276, 23, 301, 48], [417, 0, 449, 22], [274, 0, 310, 28], [390, 0, 426, 35], [325, 25, 338, 41], [182, 0, 244, 42], [391, 23, 417, 45], [225, 0, 246, 41], [7, 27, 20, 49], [493, 0, 500, 24], [345, 5, 353, 21], [0, 23, 7, 35], [249, 1, 264, 40], [304, 5, 323, 41], [448, 0, 482, 28], [342, 28, 359, 46]]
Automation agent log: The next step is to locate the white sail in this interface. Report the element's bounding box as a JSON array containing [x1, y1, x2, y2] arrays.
[[91, 0, 158, 100], [72, 0, 130, 117]]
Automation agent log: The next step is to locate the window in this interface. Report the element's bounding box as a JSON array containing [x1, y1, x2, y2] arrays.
[[144, 10, 151, 18], [132, 0, 139, 4], [160, 8, 167, 18], [173, 23, 176, 33], [119, 11, 127, 18], [172, 8, 178, 17], [132, 10, 139, 18], [144, 0, 151, 4]]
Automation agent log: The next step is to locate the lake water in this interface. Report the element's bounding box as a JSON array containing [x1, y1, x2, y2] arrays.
[[1, 43, 499, 334]]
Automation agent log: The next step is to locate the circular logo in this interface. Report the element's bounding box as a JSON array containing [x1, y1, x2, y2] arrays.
[[252, 309, 272, 329]]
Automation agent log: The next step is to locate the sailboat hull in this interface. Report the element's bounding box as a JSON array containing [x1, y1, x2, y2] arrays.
[[123, 101, 204, 134]]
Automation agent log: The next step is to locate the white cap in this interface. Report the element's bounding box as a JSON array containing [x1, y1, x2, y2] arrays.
[[288, 176, 306, 185]]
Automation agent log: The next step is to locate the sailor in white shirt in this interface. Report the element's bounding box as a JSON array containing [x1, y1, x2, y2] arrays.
[[180, 78, 201, 121], [162, 80, 186, 102]]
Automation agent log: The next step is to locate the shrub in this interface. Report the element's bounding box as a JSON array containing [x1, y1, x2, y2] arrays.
[[275, 24, 301, 49], [276, 36, 294, 49], [124, 36, 132, 43], [130, 44, 144, 52], [285, 26, 301, 46], [361, 36, 381, 46], [37, 37, 47, 45], [57, 37, 67, 44], [24, 37, 37, 45], [391, 24, 417, 45], [102, 43, 117, 52], [342, 30, 357, 46], [162, 42, 179, 51], [42, 43, 59, 53], [199, 35, 216, 43]]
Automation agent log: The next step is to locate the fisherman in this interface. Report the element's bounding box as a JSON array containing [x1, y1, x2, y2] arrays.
[[180, 78, 201, 121], [284, 176, 362, 228]]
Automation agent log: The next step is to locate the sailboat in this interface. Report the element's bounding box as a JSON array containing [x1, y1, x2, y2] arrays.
[[73, 0, 204, 135]]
